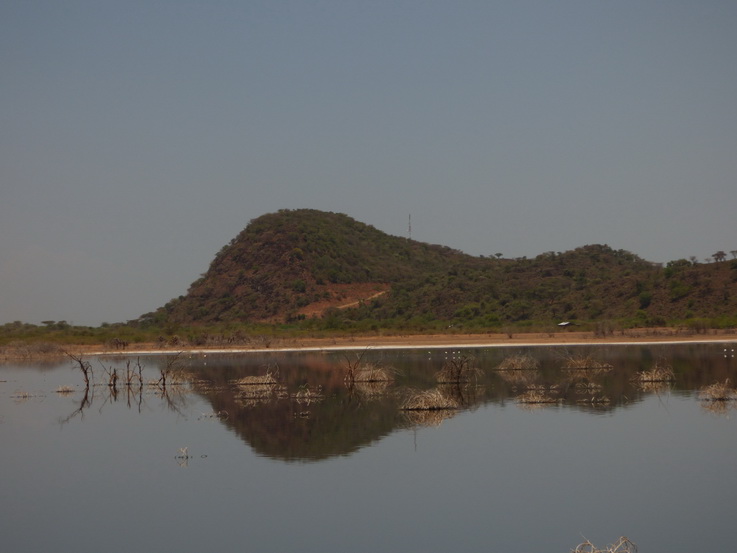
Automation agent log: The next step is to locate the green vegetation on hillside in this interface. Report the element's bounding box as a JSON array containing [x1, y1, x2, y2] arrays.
[[138, 209, 737, 333], [3, 209, 736, 348]]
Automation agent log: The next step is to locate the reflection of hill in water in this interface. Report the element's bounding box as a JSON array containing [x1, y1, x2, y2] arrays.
[[175, 344, 736, 461], [185, 353, 404, 462]]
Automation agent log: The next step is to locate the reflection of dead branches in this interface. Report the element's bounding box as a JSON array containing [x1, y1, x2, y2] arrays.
[[61, 351, 95, 422], [60, 386, 92, 423], [437, 382, 484, 409], [125, 384, 145, 412], [155, 384, 190, 415], [572, 536, 637, 553], [58, 355, 190, 419]]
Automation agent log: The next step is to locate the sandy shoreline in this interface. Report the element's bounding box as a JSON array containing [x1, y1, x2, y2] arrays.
[[4, 329, 735, 361], [80, 329, 737, 356]]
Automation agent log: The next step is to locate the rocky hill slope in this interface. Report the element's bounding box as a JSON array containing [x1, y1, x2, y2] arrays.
[[141, 209, 737, 328]]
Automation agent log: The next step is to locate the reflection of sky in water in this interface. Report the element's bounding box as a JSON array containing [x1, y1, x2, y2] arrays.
[[1, 344, 736, 553]]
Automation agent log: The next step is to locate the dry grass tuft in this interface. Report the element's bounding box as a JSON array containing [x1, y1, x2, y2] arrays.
[[572, 536, 637, 553], [237, 383, 288, 405], [232, 370, 286, 405], [400, 389, 459, 411], [699, 379, 737, 402], [495, 354, 539, 371], [233, 373, 278, 386], [353, 364, 395, 383], [55, 385, 75, 395], [516, 390, 558, 405], [562, 355, 613, 371], [632, 360, 675, 383]]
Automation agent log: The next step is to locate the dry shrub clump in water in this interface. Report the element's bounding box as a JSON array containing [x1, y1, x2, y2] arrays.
[[353, 364, 395, 383], [342, 350, 396, 389], [632, 359, 675, 383], [232, 368, 287, 405], [516, 390, 558, 405], [699, 379, 737, 402], [562, 354, 613, 371], [572, 536, 637, 553], [495, 354, 539, 371], [234, 373, 279, 386], [400, 389, 459, 411]]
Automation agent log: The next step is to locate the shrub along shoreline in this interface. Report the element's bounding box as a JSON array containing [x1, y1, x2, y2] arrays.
[[3, 327, 737, 361]]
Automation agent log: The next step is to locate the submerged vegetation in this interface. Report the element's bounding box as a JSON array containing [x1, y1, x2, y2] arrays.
[[698, 379, 737, 402], [399, 389, 460, 411], [631, 359, 675, 384], [572, 536, 637, 553]]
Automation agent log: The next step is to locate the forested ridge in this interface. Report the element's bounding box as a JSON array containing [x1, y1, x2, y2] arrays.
[[140, 209, 737, 331]]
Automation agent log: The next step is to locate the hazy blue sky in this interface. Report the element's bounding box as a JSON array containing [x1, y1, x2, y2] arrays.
[[2, 1, 736, 326]]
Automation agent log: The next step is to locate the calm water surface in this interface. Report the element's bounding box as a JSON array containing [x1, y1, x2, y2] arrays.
[[2, 343, 736, 552]]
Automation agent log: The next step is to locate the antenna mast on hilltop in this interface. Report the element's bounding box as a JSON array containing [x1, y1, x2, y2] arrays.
[[408, 214, 412, 240]]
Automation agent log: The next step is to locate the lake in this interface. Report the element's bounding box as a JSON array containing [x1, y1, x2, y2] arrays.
[[2, 343, 736, 552]]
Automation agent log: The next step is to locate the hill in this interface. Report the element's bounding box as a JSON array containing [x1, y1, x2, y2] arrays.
[[141, 209, 737, 330]]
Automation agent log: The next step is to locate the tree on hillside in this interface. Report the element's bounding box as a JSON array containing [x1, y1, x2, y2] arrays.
[[712, 251, 727, 262]]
